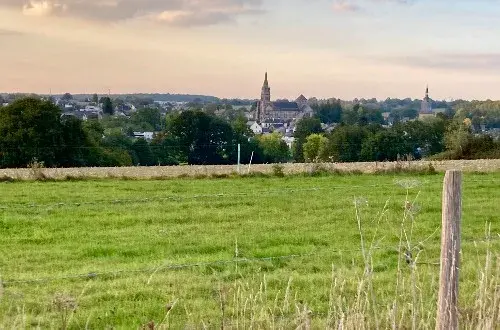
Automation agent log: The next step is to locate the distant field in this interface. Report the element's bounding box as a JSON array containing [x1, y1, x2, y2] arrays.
[[0, 173, 499, 328], [1, 159, 500, 181]]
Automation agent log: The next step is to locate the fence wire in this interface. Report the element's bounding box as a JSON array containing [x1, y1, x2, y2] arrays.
[[0, 179, 498, 211], [2, 234, 499, 287], [0, 250, 354, 286], [0, 178, 498, 287]]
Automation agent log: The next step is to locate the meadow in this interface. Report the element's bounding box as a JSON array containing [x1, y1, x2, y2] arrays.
[[0, 172, 499, 329]]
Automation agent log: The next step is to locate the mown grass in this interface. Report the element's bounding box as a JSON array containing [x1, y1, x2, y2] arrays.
[[0, 173, 499, 328]]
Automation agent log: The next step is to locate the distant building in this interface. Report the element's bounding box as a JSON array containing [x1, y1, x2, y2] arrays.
[[133, 132, 155, 141], [83, 105, 101, 112], [282, 136, 295, 149], [419, 86, 433, 116], [248, 121, 263, 135], [255, 72, 313, 122]]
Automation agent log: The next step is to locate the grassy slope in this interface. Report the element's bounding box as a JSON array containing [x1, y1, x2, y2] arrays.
[[0, 173, 499, 328]]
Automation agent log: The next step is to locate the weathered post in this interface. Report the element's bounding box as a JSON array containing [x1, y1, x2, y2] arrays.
[[237, 144, 241, 174], [248, 151, 254, 174], [436, 170, 462, 330]]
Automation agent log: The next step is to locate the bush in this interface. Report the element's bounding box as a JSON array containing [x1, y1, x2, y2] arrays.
[[28, 158, 47, 181], [272, 164, 285, 177]]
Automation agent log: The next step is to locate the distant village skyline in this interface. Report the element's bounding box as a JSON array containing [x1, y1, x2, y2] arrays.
[[0, 79, 465, 103]]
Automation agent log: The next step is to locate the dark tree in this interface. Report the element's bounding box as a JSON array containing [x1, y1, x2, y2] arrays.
[[101, 97, 114, 115], [167, 110, 234, 165], [150, 132, 181, 166], [59, 116, 91, 166], [326, 125, 369, 162], [0, 98, 64, 167], [313, 99, 343, 124], [61, 93, 73, 101], [131, 138, 155, 166]]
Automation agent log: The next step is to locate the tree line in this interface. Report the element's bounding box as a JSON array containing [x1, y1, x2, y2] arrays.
[[0, 97, 499, 169], [0, 98, 289, 168], [301, 100, 500, 162]]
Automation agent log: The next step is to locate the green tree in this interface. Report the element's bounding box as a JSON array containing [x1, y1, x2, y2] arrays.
[[167, 110, 234, 165], [325, 125, 369, 162], [150, 132, 181, 166], [59, 116, 92, 166], [82, 120, 132, 166], [131, 108, 162, 131], [293, 117, 323, 162], [313, 100, 343, 124], [92, 93, 99, 104], [0, 98, 65, 167], [256, 132, 290, 163], [444, 119, 472, 157], [303, 134, 329, 162], [131, 138, 155, 166]]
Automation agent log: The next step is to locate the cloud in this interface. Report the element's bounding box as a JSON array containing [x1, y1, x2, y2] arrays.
[[381, 53, 500, 72], [22, 1, 67, 16], [332, 1, 361, 12], [331, 0, 416, 13], [0, 29, 24, 36], [1, 0, 264, 26]]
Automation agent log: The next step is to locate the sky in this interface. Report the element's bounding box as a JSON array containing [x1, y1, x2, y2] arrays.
[[1, 0, 500, 100]]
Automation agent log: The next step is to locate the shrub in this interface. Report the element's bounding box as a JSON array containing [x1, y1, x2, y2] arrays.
[[28, 158, 47, 181], [272, 164, 285, 177]]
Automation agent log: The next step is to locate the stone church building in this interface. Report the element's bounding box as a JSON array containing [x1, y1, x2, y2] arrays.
[[255, 72, 313, 122], [419, 86, 434, 119]]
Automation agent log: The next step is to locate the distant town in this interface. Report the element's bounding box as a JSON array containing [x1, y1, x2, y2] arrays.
[[1, 72, 500, 168], [2, 72, 499, 142]]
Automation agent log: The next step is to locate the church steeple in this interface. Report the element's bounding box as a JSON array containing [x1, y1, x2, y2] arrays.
[[420, 84, 432, 114], [261, 71, 271, 103], [257, 72, 271, 122]]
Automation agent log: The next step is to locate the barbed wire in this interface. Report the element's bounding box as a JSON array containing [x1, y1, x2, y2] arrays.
[[0, 245, 413, 286], [2, 235, 498, 287], [0, 179, 498, 211], [0, 250, 354, 286], [0, 182, 437, 210], [0, 143, 244, 151]]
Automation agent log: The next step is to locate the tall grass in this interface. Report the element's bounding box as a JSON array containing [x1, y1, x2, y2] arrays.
[[0, 175, 498, 328], [136, 190, 499, 329]]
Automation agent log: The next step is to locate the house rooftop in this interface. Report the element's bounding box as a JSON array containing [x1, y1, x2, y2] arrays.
[[296, 95, 308, 103], [272, 101, 300, 111]]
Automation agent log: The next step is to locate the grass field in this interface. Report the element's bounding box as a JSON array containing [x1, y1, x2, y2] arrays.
[[0, 172, 499, 329]]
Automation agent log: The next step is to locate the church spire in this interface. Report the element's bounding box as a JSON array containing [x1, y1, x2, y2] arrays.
[[263, 71, 269, 88]]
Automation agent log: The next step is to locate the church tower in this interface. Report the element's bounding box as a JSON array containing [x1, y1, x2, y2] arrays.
[[420, 85, 433, 114], [261, 72, 271, 103], [257, 72, 271, 122]]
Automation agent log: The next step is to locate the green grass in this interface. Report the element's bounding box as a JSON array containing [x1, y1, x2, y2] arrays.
[[0, 173, 499, 328]]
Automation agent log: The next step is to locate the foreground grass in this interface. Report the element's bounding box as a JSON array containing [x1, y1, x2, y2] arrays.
[[0, 173, 499, 328]]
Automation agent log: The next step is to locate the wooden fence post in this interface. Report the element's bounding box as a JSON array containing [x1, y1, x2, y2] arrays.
[[436, 170, 462, 330]]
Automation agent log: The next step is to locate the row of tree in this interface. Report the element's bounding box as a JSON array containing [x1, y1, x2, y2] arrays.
[[1, 97, 499, 169], [0, 98, 290, 168], [298, 117, 500, 163]]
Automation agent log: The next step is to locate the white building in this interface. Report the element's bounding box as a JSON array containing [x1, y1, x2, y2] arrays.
[[248, 121, 263, 134], [133, 132, 155, 141], [83, 105, 102, 112], [282, 136, 295, 149]]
